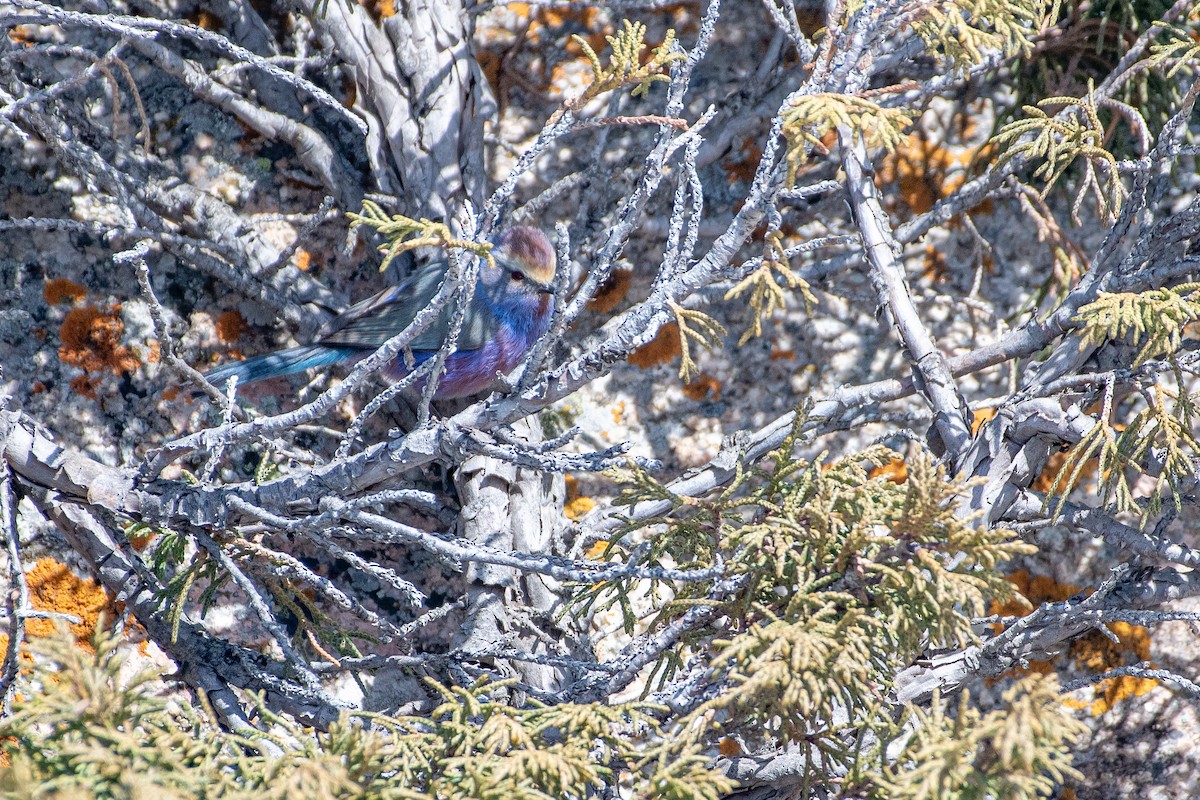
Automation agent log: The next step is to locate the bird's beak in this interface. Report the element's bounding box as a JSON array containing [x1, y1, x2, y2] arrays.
[[537, 283, 555, 296]]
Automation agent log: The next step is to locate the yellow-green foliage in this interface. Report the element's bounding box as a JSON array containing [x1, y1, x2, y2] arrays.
[[0, 628, 731, 800], [1049, 378, 1200, 523], [913, 0, 1054, 65], [596, 434, 1031, 653], [1075, 284, 1200, 367], [569, 19, 684, 109], [878, 677, 1086, 800], [993, 90, 1125, 221], [1005, 1, 1195, 158], [1150, 24, 1200, 78], [4, 427, 1084, 800], [347, 199, 496, 274], [782, 94, 912, 182], [1050, 285, 1200, 521], [669, 301, 727, 383], [375, 679, 731, 800], [724, 231, 817, 346], [583, 419, 1047, 790], [701, 605, 884, 740]]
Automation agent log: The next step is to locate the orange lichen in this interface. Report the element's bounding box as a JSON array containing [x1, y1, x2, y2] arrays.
[[724, 137, 763, 185], [995, 569, 1078, 613], [869, 458, 908, 484], [69, 375, 97, 396], [476, 48, 506, 98], [718, 737, 742, 757], [818, 128, 838, 153], [24, 557, 116, 647], [877, 134, 958, 215], [768, 348, 796, 361], [564, 470, 596, 520], [994, 570, 1160, 714], [126, 528, 158, 551], [877, 132, 994, 220], [611, 400, 626, 426], [585, 540, 609, 560], [1034, 400, 1114, 492], [43, 277, 87, 305], [7, 26, 34, 46], [972, 407, 996, 436], [215, 310, 249, 343], [627, 321, 682, 368], [363, 0, 396, 22], [989, 570, 1078, 676], [562, 29, 610, 59], [1072, 621, 1151, 672], [541, 6, 607, 50], [487, 4, 614, 102], [58, 304, 140, 390], [565, 496, 597, 520], [589, 269, 633, 314], [294, 248, 312, 272], [682, 373, 721, 402], [194, 9, 221, 30], [1065, 620, 1158, 716], [1032, 448, 1099, 493], [920, 243, 949, 283], [547, 62, 580, 98]]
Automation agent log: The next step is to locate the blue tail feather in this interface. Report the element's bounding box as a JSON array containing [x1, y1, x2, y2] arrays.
[[203, 345, 358, 390]]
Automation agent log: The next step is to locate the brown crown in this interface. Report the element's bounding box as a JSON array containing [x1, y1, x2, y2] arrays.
[[497, 226, 556, 285]]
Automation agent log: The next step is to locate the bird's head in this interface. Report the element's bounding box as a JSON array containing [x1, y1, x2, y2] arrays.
[[481, 226, 556, 301]]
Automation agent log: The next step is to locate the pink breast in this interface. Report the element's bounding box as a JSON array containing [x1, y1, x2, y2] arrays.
[[384, 326, 534, 399]]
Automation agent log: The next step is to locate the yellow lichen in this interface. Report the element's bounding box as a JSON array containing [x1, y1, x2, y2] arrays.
[[22, 557, 115, 647], [611, 401, 626, 426], [565, 496, 597, 520], [993, 570, 1160, 715], [869, 458, 908, 485]]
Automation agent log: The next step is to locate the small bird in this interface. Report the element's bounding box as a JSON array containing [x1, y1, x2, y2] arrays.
[[203, 227, 557, 399]]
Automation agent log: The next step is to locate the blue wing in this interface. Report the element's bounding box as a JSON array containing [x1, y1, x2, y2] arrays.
[[203, 344, 358, 387], [317, 260, 492, 353], [201, 261, 491, 390]]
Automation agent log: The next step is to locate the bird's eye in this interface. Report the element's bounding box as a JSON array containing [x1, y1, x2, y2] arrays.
[[510, 271, 525, 282]]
